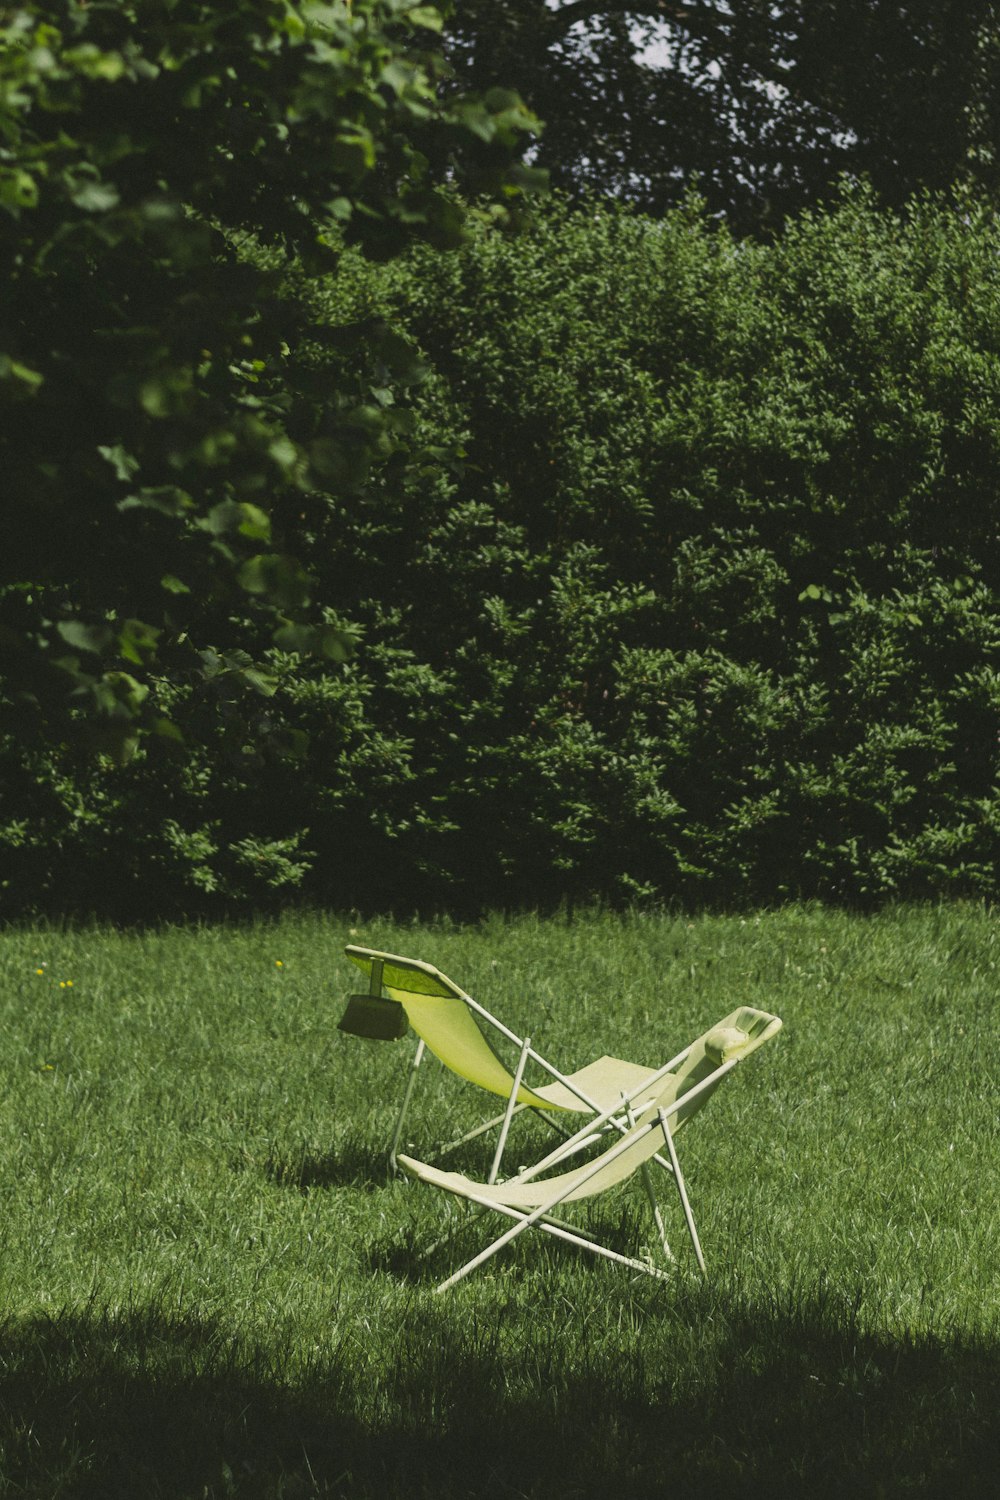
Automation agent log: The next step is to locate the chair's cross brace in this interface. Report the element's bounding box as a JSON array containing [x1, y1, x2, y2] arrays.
[[461, 989, 694, 1121], [513, 1052, 741, 1186], [489, 1035, 532, 1185], [434, 1112, 666, 1290], [434, 1095, 575, 1166], [435, 1183, 673, 1293], [626, 1097, 675, 1265], [389, 1037, 426, 1173], [422, 1203, 605, 1263], [437, 1103, 530, 1160], [658, 1107, 706, 1276]]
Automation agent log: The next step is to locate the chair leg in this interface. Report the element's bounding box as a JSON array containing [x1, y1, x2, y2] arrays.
[[389, 1038, 426, 1173], [435, 1199, 673, 1292], [657, 1108, 706, 1275], [488, 1035, 531, 1184], [432, 1117, 665, 1291], [624, 1100, 675, 1265]]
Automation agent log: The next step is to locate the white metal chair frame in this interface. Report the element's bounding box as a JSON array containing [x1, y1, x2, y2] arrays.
[[398, 1047, 755, 1292]]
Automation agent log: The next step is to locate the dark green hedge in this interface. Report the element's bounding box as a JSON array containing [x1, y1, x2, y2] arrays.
[[4, 189, 1000, 917]]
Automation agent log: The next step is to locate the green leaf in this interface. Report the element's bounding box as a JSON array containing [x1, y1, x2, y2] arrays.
[[316, 625, 356, 662], [97, 671, 149, 715], [63, 44, 126, 81], [151, 716, 185, 744], [139, 367, 193, 417], [70, 180, 120, 212], [97, 443, 140, 481], [118, 618, 161, 666], [331, 128, 376, 175], [242, 668, 278, 697], [267, 436, 300, 475], [56, 621, 113, 655], [118, 487, 192, 517], [237, 554, 313, 609], [198, 500, 272, 541], [0, 168, 39, 210], [405, 6, 444, 31], [380, 59, 416, 96], [0, 355, 44, 392], [111, 733, 141, 766], [273, 622, 357, 660]]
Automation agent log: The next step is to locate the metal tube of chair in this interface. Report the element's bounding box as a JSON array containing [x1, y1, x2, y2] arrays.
[[437, 1103, 528, 1159], [459, 993, 527, 1049], [460, 990, 694, 1118], [657, 1107, 706, 1275], [389, 1037, 426, 1172], [433, 1115, 662, 1288], [512, 1076, 665, 1183], [626, 1098, 674, 1265], [431, 1058, 738, 1281], [522, 1039, 694, 1115], [436, 1205, 671, 1292], [488, 1035, 531, 1185], [513, 1050, 731, 1185], [453, 994, 607, 1121], [423, 1201, 604, 1268]]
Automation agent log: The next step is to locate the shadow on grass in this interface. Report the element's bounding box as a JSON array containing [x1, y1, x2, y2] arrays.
[[261, 1139, 390, 1192], [262, 1127, 510, 1196], [0, 1294, 997, 1498], [364, 1196, 658, 1286]]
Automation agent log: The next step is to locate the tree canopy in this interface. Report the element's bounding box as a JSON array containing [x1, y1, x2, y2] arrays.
[[0, 0, 540, 757], [445, 1, 1000, 232]]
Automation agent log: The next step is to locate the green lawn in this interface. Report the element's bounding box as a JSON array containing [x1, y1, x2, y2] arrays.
[[0, 905, 997, 1496]]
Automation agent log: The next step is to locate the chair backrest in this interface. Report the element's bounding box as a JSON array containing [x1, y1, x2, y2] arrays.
[[495, 1005, 782, 1208], [344, 945, 556, 1108], [639, 1005, 782, 1136]]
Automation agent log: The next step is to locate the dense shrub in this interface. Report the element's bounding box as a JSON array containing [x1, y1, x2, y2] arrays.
[[4, 189, 1000, 916]]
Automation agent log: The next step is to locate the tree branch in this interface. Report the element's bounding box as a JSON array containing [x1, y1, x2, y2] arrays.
[[544, 0, 727, 43]]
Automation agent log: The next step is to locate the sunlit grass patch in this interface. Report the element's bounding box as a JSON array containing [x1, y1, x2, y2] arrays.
[[0, 904, 997, 1495]]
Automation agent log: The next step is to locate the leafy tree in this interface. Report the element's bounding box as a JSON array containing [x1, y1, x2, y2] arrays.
[[0, 0, 539, 757], [445, 1, 1000, 232]]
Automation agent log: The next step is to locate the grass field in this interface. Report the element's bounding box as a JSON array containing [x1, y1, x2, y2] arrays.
[[0, 904, 997, 1497]]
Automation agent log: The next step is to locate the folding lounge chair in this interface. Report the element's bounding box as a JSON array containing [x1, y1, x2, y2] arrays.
[[396, 1005, 782, 1291], [340, 944, 662, 1179]]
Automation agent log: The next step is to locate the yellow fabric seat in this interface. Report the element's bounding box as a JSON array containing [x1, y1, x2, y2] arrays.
[[341, 944, 668, 1175]]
